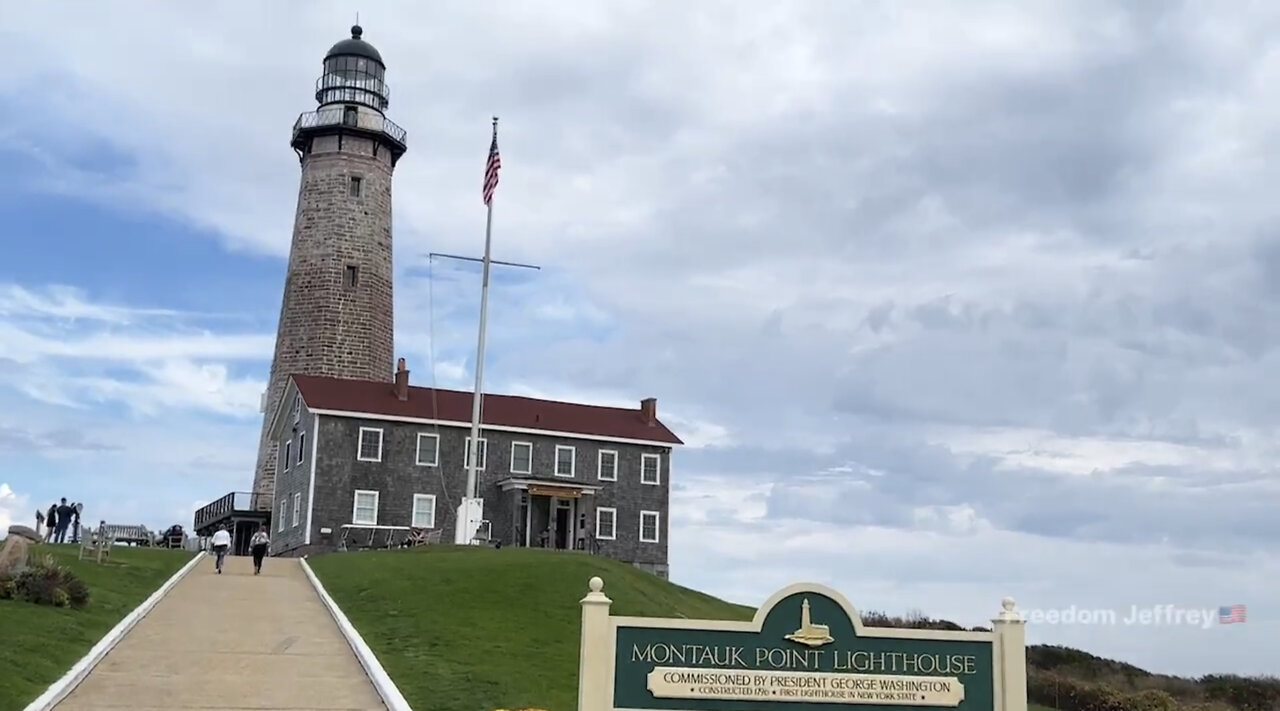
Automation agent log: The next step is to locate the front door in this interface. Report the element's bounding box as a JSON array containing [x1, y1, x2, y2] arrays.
[[553, 498, 573, 549]]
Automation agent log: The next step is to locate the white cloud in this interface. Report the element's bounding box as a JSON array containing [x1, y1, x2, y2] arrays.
[[669, 474, 1276, 677], [0, 483, 30, 534], [0, 284, 180, 323], [57, 360, 265, 418], [0, 284, 268, 417], [929, 425, 1276, 476]]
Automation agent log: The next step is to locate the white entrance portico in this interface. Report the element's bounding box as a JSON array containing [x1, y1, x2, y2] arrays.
[[497, 478, 601, 550]]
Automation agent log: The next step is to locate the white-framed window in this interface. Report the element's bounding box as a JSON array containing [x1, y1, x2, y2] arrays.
[[357, 427, 383, 462], [640, 510, 661, 543], [292, 492, 301, 527], [510, 441, 533, 474], [297, 431, 306, 465], [415, 432, 439, 466], [597, 450, 618, 481], [555, 445, 576, 478], [595, 507, 617, 540], [278, 499, 287, 532], [412, 494, 437, 528], [465, 437, 487, 470], [292, 393, 302, 422], [641, 453, 662, 485], [352, 489, 379, 525], [283, 440, 292, 471]]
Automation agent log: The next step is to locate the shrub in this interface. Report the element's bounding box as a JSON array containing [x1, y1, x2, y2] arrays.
[[0, 571, 15, 600], [11, 555, 91, 609], [1200, 675, 1280, 711], [861, 610, 967, 631]]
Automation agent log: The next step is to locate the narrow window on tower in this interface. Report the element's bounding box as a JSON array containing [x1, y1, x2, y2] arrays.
[[343, 105, 358, 127], [348, 176, 363, 198], [344, 265, 360, 289]]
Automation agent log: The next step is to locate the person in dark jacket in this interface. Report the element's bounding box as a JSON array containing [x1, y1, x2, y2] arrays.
[[54, 498, 74, 543], [45, 503, 58, 542]]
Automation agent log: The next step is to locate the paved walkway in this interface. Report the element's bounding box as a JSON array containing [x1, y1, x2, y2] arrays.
[[54, 554, 386, 711]]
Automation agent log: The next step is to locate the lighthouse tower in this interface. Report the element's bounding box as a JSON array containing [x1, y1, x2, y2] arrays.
[[249, 25, 408, 507]]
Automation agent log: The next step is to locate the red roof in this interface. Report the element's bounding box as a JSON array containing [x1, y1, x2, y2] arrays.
[[291, 375, 683, 445]]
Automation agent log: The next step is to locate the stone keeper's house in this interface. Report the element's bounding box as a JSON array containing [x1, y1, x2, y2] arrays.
[[264, 360, 683, 578]]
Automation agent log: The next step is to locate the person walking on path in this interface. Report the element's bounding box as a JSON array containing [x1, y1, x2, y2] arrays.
[[249, 526, 270, 575], [210, 525, 232, 574]]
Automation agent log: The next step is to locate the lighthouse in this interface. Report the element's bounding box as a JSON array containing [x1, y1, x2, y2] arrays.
[[249, 25, 408, 508]]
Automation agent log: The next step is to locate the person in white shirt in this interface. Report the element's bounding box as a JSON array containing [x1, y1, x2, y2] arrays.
[[249, 526, 270, 576], [210, 525, 232, 574]]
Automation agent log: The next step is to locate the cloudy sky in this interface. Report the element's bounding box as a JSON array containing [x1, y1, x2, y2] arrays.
[[2, 0, 1277, 676]]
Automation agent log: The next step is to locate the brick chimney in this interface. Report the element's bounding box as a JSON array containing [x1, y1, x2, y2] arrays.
[[640, 397, 657, 426], [394, 358, 410, 401]]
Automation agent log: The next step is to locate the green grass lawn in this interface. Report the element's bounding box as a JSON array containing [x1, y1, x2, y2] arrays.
[[0, 543, 193, 711], [307, 545, 752, 711]]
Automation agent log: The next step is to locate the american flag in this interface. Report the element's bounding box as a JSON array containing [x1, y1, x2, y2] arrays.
[[482, 120, 501, 206], [1218, 604, 1247, 624]]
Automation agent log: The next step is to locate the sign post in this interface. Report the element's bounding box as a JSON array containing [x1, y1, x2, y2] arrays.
[[576, 578, 1026, 711]]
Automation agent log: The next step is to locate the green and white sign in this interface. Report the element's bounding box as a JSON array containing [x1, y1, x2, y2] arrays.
[[575, 578, 1027, 711]]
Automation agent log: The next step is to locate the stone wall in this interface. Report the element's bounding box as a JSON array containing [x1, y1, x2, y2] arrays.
[[250, 128, 401, 507]]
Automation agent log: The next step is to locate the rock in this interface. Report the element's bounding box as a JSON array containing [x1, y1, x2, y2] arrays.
[[0, 535, 31, 576], [7, 524, 41, 542]]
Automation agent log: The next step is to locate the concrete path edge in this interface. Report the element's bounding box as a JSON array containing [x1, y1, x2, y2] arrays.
[[22, 551, 206, 711], [300, 555, 413, 711]]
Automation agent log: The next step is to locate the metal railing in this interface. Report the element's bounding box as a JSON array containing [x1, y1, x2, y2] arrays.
[[292, 108, 407, 145], [193, 491, 268, 531], [315, 73, 390, 106]]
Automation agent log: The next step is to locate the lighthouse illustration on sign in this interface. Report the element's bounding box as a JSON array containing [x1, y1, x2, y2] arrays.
[[784, 598, 835, 647]]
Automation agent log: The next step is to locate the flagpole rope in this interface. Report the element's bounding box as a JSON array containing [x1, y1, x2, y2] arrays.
[[425, 255, 455, 515]]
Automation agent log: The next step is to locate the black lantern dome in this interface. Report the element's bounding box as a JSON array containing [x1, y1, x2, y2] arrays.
[[325, 24, 384, 63], [315, 25, 389, 111]]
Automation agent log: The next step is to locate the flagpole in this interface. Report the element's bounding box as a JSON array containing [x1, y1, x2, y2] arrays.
[[464, 172, 496, 503], [457, 116, 500, 546]]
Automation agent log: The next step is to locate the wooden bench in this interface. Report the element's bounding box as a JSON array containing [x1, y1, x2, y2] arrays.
[[79, 521, 114, 563], [338, 524, 410, 551], [99, 523, 152, 547], [402, 528, 443, 547]]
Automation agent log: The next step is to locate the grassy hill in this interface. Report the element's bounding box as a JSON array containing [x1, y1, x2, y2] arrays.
[[306, 546, 752, 711], [0, 544, 192, 711], [308, 546, 1280, 711]]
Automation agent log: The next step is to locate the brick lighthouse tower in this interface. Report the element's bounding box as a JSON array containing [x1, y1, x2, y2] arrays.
[[249, 25, 408, 507]]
